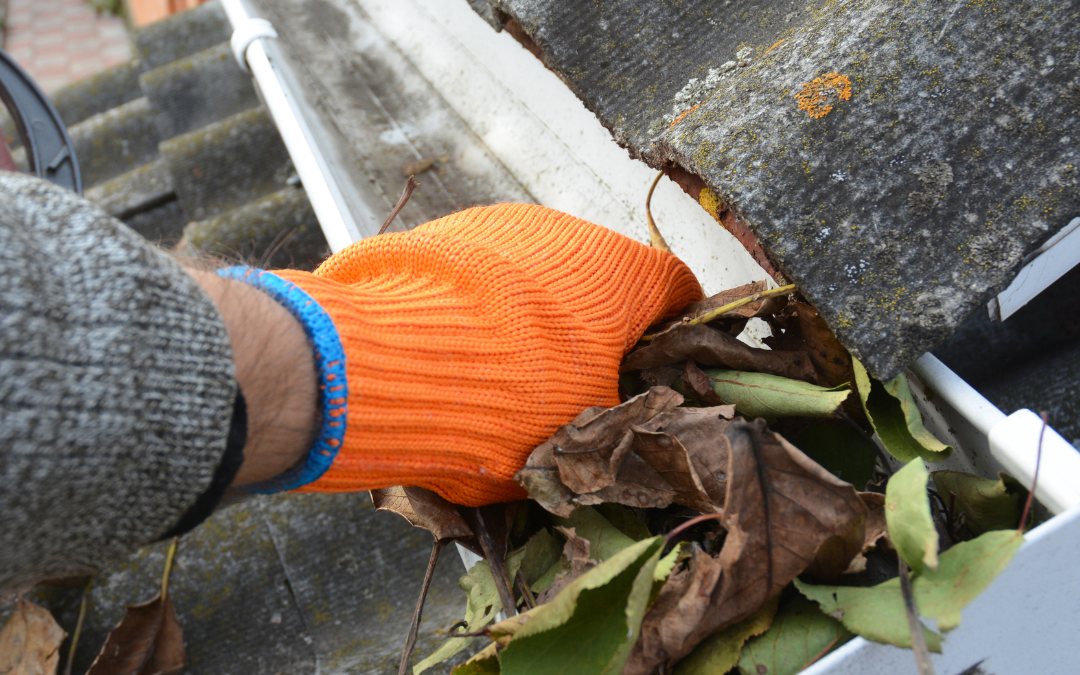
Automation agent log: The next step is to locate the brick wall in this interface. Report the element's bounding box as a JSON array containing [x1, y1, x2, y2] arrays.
[[126, 0, 211, 27]]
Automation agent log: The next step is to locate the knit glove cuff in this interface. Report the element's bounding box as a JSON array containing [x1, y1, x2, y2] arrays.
[[218, 266, 348, 493]]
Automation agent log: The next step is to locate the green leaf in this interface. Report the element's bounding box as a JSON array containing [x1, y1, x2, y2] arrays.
[[852, 359, 952, 462], [797, 529, 1023, 648], [793, 421, 879, 489], [556, 507, 638, 561], [736, 596, 848, 675], [702, 369, 851, 418], [499, 537, 666, 675], [451, 643, 500, 675], [593, 503, 652, 541], [415, 550, 526, 674], [886, 459, 939, 573], [796, 579, 942, 652], [931, 471, 1024, 535], [517, 529, 563, 588], [672, 596, 778, 675]]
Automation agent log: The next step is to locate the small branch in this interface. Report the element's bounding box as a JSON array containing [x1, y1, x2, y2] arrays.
[[161, 536, 179, 600], [640, 284, 797, 341], [466, 508, 517, 617], [898, 558, 936, 675], [1018, 411, 1049, 532], [665, 512, 724, 542], [516, 571, 536, 610], [63, 577, 92, 675], [379, 176, 421, 235], [399, 540, 442, 675], [645, 171, 673, 254]]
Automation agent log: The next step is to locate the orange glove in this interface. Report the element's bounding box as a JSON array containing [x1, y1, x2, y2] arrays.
[[225, 203, 702, 505]]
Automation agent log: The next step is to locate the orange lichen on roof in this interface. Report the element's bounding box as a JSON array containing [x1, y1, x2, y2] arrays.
[[794, 72, 852, 119], [764, 39, 786, 55], [669, 103, 701, 129]]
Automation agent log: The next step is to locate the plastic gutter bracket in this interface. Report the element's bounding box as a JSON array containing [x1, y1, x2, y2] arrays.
[[229, 17, 277, 75], [912, 354, 1080, 515], [219, 0, 361, 253]]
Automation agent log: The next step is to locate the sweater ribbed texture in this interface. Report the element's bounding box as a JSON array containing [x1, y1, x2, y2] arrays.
[[0, 173, 236, 590], [277, 203, 703, 505]]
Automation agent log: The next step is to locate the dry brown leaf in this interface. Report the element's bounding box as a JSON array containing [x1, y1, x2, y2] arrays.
[[841, 492, 891, 575], [681, 359, 725, 406], [370, 486, 473, 541], [766, 302, 854, 390], [516, 387, 739, 517], [85, 594, 184, 675], [536, 527, 597, 604], [633, 405, 735, 507], [515, 388, 685, 516], [859, 492, 889, 552], [638, 365, 682, 388], [553, 388, 683, 494], [624, 420, 867, 674], [0, 599, 66, 675], [622, 324, 816, 383]]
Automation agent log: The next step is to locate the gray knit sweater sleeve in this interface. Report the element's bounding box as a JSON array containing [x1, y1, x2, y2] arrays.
[[0, 172, 237, 591]]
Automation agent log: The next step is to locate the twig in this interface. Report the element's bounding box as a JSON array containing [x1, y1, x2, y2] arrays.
[[399, 540, 442, 675], [1018, 411, 1049, 532], [645, 171, 673, 253], [640, 284, 797, 341], [161, 536, 179, 600], [379, 176, 421, 235], [898, 557, 936, 675], [515, 571, 536, 610], [466, 508, 517, 617], [665, 512, 724, 541], [63, 577, 92, 675]]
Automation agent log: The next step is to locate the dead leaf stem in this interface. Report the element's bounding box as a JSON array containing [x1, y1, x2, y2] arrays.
[[378, 176, 421, 235], [805, 631, 850, 669], [161, 537, 178, 600], [665, 513, 725, 542], [645, 171, 673, 254], [63, 578, 92, 675], [399, 540, 442, 675], [641, 284, 796, 341], [1018, 412, 1049, 532], [898, 557, 936, 675]]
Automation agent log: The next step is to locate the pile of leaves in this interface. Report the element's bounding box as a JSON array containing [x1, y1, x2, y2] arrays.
[[377, 282, 1031, 675]]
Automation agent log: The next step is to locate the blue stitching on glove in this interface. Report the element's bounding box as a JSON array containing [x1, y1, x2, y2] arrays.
[[218, 266, 347, 493]]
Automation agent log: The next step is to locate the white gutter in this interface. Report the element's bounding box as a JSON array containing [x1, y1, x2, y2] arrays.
[[912, 353, 1080, 515], [219, 0, 361, 253]]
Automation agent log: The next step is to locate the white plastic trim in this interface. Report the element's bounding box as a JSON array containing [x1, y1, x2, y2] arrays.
[[991, 216, 1080, 321], [229, 17, 277, 75], [219, 0, 361, 253]]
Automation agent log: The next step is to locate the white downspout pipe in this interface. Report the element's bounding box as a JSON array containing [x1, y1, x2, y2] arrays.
[[219, 0, 360, 253]]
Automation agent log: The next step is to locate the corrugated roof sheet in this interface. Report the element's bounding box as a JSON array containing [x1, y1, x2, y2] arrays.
[[472, 0, 1080, 380]]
